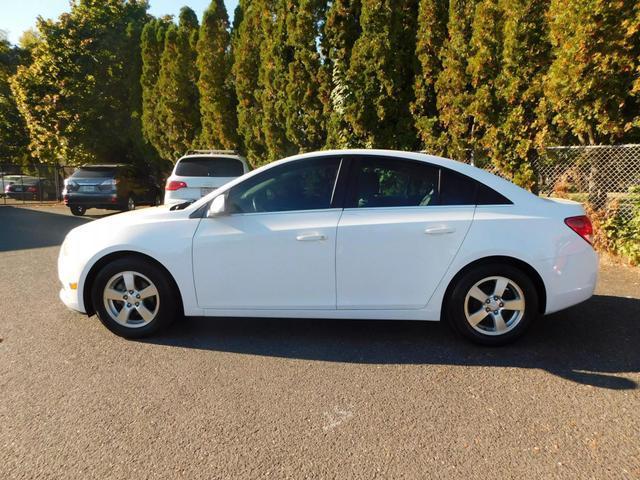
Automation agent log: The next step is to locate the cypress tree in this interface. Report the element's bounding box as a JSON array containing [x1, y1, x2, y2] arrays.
[[258, 0, 295, 162], [155, 20, 201, 160], [544, 0, 639, 145], [284, 0, 328, 152], [412, 0, 448, 155], [344, 0, 419, 149], [322, 0, 361, 148], [141, 19, 170, 154], [466, 0, 503, 165], [490, 0, 550, 188], [233, 0, 268, 165], [435, 0, 478, 161], [196, 0, 238, 150]]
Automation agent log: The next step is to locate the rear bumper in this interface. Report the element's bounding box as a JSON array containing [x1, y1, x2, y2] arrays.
[[541, 247, 599, 314], [65, 192, 122, 209]]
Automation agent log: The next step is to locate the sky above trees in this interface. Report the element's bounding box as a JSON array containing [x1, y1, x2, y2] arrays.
[[0, 0, 239, 44]]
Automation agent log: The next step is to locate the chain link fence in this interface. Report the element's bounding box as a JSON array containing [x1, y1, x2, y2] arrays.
[[536, 144, 640, 221], [0, 164, 74, 205]]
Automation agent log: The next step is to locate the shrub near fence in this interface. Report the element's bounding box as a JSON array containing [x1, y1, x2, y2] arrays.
[[536, 145, 640, 264]]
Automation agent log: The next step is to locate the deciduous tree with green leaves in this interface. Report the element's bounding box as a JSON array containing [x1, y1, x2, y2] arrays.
[[0, 33, 30, 164], [10, 0, 150, 166], [545, 0, 640, 145], [196, 0, 238, 150]]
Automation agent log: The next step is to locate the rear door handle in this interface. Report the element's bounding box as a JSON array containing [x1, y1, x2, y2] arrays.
[[424, 226, 456, 235], [296, 233, 327, 241]]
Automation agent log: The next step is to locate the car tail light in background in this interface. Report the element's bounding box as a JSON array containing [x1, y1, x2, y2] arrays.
[[564, 215, 594, 245], [27, 186, 37, 193], [166, 180, 187, 191]]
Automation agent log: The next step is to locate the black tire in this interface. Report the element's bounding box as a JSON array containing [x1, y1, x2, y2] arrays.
[[70, 205, 86, 216], [152, 193, 162, 206], [91, 256, 178, 339], [445, 264, 539, 346], [122, 195, 135, 212]]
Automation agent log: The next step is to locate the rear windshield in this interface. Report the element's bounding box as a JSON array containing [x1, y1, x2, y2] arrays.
[[71, 167, 116, 178], [175, 157, 244, 177]]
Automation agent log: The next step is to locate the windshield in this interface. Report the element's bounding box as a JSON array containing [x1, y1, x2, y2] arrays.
[[175, 157, 244, 177]]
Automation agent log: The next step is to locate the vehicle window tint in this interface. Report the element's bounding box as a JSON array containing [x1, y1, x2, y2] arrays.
[[476, 183, 512, 205], [439, 168, 477, 205], [347, 157, 440, 208], [176, 157, 244, 177], [71, 167, 116, 178], [228, 158, 341, 213]]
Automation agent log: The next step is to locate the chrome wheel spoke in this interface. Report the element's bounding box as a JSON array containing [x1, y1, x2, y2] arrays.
[[493, 277, 509, 297], [116, 305, 132, 324], [502, 298, 525, 311], [104, 288, 123, 301], [123, 272, 136, 292], [468, 286, 488, 303], [467, 308, 489, 326], [136, 304, 154, 322], [493, 312, 507, 333], [138, 284, 158, 300]]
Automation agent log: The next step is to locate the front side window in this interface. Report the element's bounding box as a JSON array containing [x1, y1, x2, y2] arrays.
[[228, 157, 341, 214]]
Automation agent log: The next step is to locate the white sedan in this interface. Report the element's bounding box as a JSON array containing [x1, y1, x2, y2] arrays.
[[58, 150, 598, 345]]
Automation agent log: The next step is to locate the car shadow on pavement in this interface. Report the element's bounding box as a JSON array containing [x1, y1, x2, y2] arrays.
[[0, 206, 90, 252], [147, 294, 639, 391]]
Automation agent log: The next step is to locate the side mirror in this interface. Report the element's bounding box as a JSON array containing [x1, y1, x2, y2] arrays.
[[207, 194, 227, 218]]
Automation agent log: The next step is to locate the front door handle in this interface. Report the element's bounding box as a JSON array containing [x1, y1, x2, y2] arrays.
[[424, 226, 456, 235], [296, 233, 327, 241]]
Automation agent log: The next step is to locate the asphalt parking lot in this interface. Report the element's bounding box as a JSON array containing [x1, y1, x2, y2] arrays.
[[1, 204, 639, 479]]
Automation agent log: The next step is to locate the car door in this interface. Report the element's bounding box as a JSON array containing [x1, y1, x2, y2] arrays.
[[192, 156, 344, 310], [336, 155, 476, 310]]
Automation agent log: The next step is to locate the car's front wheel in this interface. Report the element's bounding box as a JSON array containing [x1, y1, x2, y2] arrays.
[[91, 257, 178, 338], [446, 264, 538, 346]]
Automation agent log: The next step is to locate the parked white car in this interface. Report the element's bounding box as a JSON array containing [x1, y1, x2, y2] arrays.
[[164, 150, 249, 205], [59, 149, 598, 345]]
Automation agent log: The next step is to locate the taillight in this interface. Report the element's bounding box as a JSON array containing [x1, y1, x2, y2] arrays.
[[27, 186, 37, 193], [564, 215, 593, 245], [166, 180, 187, 191], [100, 178, 118, 187]]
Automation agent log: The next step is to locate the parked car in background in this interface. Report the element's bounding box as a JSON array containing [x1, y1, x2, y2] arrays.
[[164, 150, 249, 205], [1, 175, 39, 197], [5, 178, 58, 201], [63, 164, 162, 216], [58, 149, 598, 345]]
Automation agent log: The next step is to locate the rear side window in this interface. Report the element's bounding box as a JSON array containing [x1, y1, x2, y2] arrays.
[[175, 157, 244, 177], [346, 156, 512, 207], [71, 167, 116, 178]]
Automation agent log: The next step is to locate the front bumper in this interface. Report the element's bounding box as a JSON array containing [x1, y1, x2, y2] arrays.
[[59, 287, 86, 314]]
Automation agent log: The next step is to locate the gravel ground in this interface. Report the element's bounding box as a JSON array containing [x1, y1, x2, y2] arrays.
[[1, 205, 639, 479]]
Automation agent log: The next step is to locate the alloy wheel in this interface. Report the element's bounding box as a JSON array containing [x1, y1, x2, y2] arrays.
[[103, 271, 160, 328], [463, 275, 526, 336]]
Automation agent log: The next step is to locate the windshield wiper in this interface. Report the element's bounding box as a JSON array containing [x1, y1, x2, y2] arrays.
[[169, 200, 195, 211]]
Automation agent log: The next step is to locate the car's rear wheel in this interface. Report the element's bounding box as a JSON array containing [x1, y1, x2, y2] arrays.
[[446, 264, 538, 346], [70, 205, 86, 216], [91, 257, 177, 338]]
